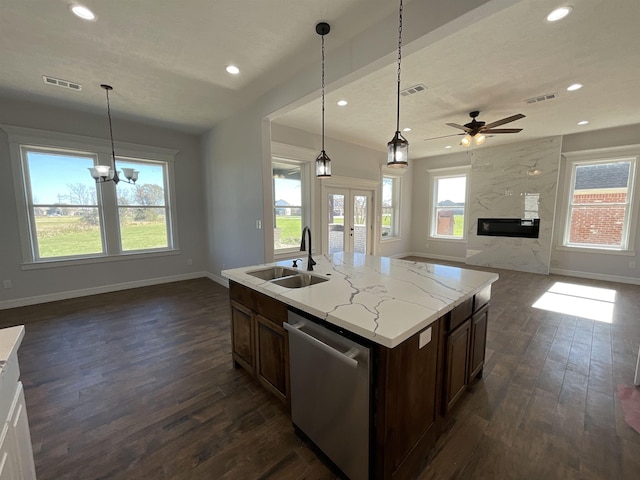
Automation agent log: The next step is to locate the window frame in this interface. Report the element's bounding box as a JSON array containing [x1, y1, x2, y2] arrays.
[[381, 174, 402, 240], [271, 155, 311, 258], [560, 148, 639, 253], [428, 166, 469, 241], [4, 124, 179, 268]]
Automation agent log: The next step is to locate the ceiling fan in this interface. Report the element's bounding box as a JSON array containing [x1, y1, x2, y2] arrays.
[[426, 111, 525, 146]]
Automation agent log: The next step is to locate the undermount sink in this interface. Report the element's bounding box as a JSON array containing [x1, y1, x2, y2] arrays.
[[271, 273, 329, 289], [247, 266, 299, 280]]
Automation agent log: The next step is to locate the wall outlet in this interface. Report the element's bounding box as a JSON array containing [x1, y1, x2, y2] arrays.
[[256, 220, 262, 229], [3, 280, 12, 289], [630, 260, 636, 269]]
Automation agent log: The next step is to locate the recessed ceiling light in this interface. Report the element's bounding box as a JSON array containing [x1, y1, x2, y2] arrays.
[[578, 120, 589, 125], [226, 65, 240, 75], [567, 83, 583, 91], [70, 4, 96, 21], [403, 127, 411, 132], [546, 6, 573, 22], [337, 100, 348, 106], [445, 145, 452, 149]]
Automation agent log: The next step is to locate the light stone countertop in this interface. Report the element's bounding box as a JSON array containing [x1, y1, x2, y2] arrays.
[[222, 253, 499, 348], [0, 325, 25, 372]]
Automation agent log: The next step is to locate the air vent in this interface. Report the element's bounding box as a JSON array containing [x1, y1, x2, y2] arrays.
[[525, 93, 556, 104], [400, 84, 427, 97], [42, 76, 82, 91]]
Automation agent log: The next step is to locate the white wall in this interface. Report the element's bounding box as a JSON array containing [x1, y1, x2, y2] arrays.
[[0, 97, 207, 308], [409, 124, 640, 284]]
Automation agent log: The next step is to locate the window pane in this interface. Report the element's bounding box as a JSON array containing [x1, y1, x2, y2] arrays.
[[434, 176, 466, 238], [273, 161, 303, 250], [26, 151, 103, 258], [116, 160, 168, 251], [568, 161, 631, 248], [27, 151, 98, 206], [119, 207, 168, 250], [35, 208, 102, 258], [382, 207, 393, 237]]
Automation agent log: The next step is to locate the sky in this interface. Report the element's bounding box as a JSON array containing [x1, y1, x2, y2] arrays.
[[437, 176, 467, 203], [273, 178, 301, 205], [27, 152, 165, 205]]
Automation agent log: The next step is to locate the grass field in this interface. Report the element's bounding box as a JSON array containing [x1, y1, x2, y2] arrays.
[[35, 216, 167, 257]]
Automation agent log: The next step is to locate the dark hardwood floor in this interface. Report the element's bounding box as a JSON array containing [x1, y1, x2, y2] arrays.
[[2, 263, 640, 479]]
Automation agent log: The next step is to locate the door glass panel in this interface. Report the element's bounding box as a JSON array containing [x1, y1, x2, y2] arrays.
[[327, 193, 345, 253], [353, 195, 368, 254]]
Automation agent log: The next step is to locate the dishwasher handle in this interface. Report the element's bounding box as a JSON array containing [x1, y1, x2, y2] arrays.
[[284, 322, 359, 368]]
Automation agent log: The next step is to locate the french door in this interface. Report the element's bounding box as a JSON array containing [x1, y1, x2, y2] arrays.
[[323, 188, 373, 254]]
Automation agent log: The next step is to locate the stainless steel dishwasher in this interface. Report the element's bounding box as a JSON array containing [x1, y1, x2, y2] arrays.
[[284, 310, 371, 480]]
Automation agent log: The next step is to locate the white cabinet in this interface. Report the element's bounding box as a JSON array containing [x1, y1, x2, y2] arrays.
[[0, 327, 36, 480]]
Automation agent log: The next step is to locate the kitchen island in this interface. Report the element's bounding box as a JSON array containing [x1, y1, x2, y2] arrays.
[[222, 253, 498, 480]]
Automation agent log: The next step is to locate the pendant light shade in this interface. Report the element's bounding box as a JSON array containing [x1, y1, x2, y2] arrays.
[[387, 0, 408, 169], [89, 84, 139, 185], [315, 22, 332, 178]]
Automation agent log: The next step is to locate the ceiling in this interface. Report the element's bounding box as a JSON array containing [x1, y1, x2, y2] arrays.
[[2, 0, 639, 159]]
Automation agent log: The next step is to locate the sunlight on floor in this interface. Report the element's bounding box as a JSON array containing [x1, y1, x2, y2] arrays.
[[531, 281, 617, 323]]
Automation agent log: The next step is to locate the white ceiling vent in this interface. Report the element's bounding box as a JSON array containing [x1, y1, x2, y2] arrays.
[[525, 93, 556, 104], [42, 75, 82, 91], [401, 84, 427, 97]]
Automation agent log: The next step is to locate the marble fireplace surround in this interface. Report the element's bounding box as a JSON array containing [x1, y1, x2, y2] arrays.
[[466, 136, 563, 274]]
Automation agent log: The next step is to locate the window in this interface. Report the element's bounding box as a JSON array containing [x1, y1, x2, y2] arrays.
[[563, 157, 637, 250], [5, 125, 178, 265], [24, 148, 104, 259], [273, 159, 306, 252], [381, 176, 401, 239], [116, 158, 170, 251], [430, 170, 467, 239]]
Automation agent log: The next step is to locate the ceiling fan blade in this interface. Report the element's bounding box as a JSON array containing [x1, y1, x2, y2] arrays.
[[482, 114, 525, 129], [446, 122, 472, 133], [482, 128, 523, 134], [424, 133, 462, 141]]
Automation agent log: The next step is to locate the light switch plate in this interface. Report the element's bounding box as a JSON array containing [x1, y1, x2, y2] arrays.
[[419, 327, 432, 349]]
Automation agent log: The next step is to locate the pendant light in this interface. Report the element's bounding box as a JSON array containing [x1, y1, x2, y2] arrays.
[[387, 0, 408, 168], [88, 84, 139, 184], [315, 22, 331, 178]]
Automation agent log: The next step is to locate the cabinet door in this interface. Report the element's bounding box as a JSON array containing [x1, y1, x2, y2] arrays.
[[230, 301, 255, 374], [255, 315, 290, 406], [469, 305, 489, 381], [445, 319, 471, 413], [0, 424, 17, 480]]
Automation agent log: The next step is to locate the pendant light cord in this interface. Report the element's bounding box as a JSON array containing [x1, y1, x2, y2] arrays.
[[396, 0, 403, 134], [105, 88, 117, 168], [321, 32, 326, 152]]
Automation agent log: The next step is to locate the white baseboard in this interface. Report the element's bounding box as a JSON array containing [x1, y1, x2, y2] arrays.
[[207, 272, 229, 288], [0, 271, 212, 310], [549, 268, 640, 286]]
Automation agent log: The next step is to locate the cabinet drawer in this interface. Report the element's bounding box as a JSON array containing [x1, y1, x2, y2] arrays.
[[448, 297, 473, 332], [474, 285, 491, 312]]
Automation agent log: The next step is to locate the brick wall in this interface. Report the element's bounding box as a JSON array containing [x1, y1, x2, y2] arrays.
[[569, 189, 627, 246]]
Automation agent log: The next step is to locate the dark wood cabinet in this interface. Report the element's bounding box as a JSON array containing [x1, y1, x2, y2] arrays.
[[230, 301, 254, 373], [255, 314, 290, 401], [445, 318, 471, 412], [229, 281, 290, 408], [443, 284, 491, 413], [469, 304, 489, 380], [374, 320, 442, 480]]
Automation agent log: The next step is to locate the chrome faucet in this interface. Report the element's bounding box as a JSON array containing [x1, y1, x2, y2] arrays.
[[300, 226, 316, 271]]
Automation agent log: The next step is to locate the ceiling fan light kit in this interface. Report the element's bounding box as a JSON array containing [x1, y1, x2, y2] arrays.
[[387, 0, 409, 169], [443, 110, 525, 148]]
